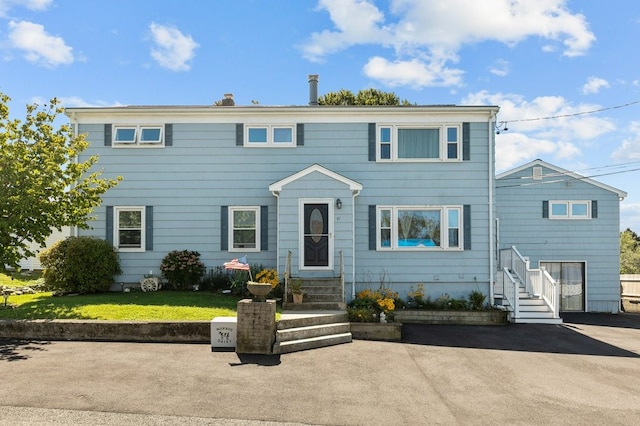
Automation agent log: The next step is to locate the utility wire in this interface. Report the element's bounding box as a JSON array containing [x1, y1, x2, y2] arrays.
[[497, 99, 640, 125]]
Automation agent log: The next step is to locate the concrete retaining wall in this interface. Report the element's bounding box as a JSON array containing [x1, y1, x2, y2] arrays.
[[0, 320, 211, 343], [394, 310, 508, 325]]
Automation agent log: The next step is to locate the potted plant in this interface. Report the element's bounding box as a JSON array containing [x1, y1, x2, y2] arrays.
[[290, 278, 304, 304]]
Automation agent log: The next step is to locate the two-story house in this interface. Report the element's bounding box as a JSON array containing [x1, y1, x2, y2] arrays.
[[65, 76, 500, 308]]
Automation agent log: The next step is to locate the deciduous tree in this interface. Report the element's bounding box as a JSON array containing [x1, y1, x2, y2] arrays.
[[0, 93, 121, 271], [620, 228, 640, 274], [318, 88, 413, 106]]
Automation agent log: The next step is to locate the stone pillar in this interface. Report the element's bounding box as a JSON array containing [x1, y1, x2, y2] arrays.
[[235, 299, 276, 354]]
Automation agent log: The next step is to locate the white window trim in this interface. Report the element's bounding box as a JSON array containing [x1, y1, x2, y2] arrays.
[[228, 206, 261, 252], [113, 125, 164, 147], [549, 200, 592, 220], [376, 124, 462, 162], [377, 205, 463, 251], [114, 206, 145, 252], [245, 124, 296, 147]]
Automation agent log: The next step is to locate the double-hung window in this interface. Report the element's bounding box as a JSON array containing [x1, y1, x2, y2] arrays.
[[549, 201, 591, 219], [114, 206, 145, 251], [229, 206, 260, 251], [377, 124, 461, 161], [113, 125, 164, 146], [246, 125, 295, 147], [378, 206, 462, 250]]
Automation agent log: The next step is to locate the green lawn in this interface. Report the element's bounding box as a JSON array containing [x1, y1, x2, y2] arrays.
[[1, 273, 248, 321]]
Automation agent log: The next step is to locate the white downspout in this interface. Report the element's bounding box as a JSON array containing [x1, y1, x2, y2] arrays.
[[351, 189, 360, 300], [271, 191, 281, 276], [488, 111, 496, 306]]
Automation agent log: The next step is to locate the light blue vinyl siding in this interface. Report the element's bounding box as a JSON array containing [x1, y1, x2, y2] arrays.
[[496, 164, 622, 312], [76, 117, 494, 297]]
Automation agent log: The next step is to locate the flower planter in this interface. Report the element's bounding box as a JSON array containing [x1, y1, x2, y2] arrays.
[[292, 293, 304, 304], [394, 309, 508, 325], [246, 282, 272, 302], [350, 322, 402, 341]]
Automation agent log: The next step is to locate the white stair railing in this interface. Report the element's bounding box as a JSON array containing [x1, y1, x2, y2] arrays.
[[498, 246, 560, 321]]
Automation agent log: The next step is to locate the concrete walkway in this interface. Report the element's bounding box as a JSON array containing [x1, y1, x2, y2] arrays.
[[1, 313, 639, 425]]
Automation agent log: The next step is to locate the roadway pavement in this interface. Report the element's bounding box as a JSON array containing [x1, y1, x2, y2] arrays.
[[1, 313, 640, 425]]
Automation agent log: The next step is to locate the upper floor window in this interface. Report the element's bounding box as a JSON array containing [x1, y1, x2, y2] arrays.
[[113, 125, 164, 146], [377, 206, 462, 250], [549, 200, 591, 219], [229, 206, 261, 251], [114, 206, 145, 251], [246, 125, 295, 147], [377, 124, 461, 161]]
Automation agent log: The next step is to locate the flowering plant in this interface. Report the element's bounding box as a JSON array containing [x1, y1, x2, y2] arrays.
[[255, 268, 279, 289], [347, 287, 398, 322], [160, 250, 206, 290]]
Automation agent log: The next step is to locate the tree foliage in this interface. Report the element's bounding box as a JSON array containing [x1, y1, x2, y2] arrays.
[[621, 228, 640, 274], [318, 88, 413, 106], [0, 93, 121, 271]]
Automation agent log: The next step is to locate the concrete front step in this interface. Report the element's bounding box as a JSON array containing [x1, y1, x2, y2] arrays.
[[276, 322, 350, 341], [282, 301, 347, 311], [273, 333, 353, 354], [278, 311, 349, 328], [273, 310, 352, 354], [512, 317, 563, 324]]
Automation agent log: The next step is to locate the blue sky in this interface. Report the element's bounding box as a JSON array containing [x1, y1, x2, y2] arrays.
[[2, 0, 640, 231]]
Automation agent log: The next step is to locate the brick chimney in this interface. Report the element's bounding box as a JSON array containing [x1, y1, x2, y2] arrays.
[[220, 93, 235, 106], [308, 75, 318, 106]]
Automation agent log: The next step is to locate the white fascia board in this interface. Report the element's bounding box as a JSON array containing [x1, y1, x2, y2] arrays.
[[269, 164, 363, 192]]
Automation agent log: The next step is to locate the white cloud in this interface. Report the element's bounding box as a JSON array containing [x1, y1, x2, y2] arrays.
[[7, 20, 73, 67], [489, 59, 510, 77], [301, 0, 595, 87], [612, 121, 640, 161], [582, 76, 610, 94], [0, 0, 51, 17], [363, 56, 463, 87], [149, 22, 198, 72], [462, 90, 615, 171]]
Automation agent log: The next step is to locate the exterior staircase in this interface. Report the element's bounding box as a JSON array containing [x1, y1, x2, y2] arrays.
[[273, 311, 352, 354], [496, 246, 562, 324], [497, 283, 563, 324], [282, 277, 346, 311]]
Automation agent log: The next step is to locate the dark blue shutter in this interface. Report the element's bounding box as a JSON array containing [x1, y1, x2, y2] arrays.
[[592, 200, 598, 218], [236, 124, 243, 146], [261, 206, 268, 250], [221, 206, 228, 250], [164, 124, 173, 146], [105, 206, 113, 244], [296, 123, 304, 146], [368, 123, 376, 161], [145, 206, 153, 251], [462, 122, 470, 161], [369, 205, 377, 250], [542, 201, 549, 218], [104, 124, 112, 146], [463, 205, 471, 250]]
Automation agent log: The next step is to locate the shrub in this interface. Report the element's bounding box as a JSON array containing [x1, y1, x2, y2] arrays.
[[39, 237, 121, 294], [199, 266, 231, 292], [160, 250, 206, 290], [468, 290, 486, 310]]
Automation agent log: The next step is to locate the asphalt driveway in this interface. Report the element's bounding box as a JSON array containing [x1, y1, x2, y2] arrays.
[[1, 313, 639, 425]]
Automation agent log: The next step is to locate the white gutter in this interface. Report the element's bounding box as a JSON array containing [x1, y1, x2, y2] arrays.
[[488, 112, 496, 305]]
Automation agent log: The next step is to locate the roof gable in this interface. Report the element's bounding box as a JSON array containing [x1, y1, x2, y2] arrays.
[[269, 164, 363, 192], [496, 159, 627, 199]]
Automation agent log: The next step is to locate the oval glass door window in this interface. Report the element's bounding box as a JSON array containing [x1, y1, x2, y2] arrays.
[[310, 208, 324, 243]]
